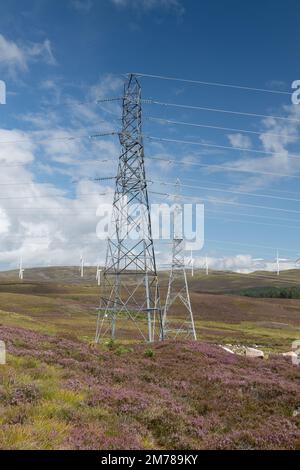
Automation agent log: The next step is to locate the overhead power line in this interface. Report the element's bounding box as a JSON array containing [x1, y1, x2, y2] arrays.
[[149, 189, 300, 215], [148, 156, 300, 179], [73, 173, 300, 205], [148, 116, 299, 141], [147, 135, 300, 160], [144, 99, 300, 123], [19, 154, 300, 180], [4, 175, 300, 203], [148, 190, 300, 227], [38, 96, 122, 111], [206, 213, 300, 231], [203, 207, 300, 224], [0, 130, 118, 146], [133, 72, 291, 95], [3, 203, 300, 231], [206, 238, 298, 254], [0, 191, 108, 201], [159, 235, 298, 255], [179, 176, 300, 198], [150, 178, 300, 203]]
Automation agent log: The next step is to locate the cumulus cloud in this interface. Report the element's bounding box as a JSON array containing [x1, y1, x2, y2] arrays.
[[214, 103, 300, 194], [191, 254, 297, 274], [0, 74, 124, 269], [0, 34, 56, 76]]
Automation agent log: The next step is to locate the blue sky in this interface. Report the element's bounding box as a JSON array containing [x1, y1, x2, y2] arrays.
[[0, 0, 300, 272]]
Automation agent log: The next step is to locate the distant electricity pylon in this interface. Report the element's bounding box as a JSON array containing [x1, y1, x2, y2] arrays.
[[95, 74, 163, 343], [163, 179, 197, 340]]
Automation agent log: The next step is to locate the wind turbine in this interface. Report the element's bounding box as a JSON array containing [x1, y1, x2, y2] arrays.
[[204, 256, 209, 275], [186, 249, 194, 277], [80, 254, 84, 278], [275, 249, 289, 276], [19, 257, 24, 281], [96, 265, 102, 286]]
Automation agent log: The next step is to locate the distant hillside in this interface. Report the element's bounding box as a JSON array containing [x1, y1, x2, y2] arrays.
[[0, 266, 101, 284], [1, 266, 300, 291], [189, 269, 300, 293]]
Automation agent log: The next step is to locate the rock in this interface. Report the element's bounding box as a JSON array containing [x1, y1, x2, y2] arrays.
[[281, 351, 298, 358], [220, 345, 235, 354], [245, 347, 264, 359]]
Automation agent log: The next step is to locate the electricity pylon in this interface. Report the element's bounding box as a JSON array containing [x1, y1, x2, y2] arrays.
[[95, 74, 163, 343], [163, 179, 197, 340]]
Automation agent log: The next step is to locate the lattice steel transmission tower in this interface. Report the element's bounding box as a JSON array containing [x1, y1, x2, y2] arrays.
[[163, 180, 197, 340], [95, 74, 163, 343]]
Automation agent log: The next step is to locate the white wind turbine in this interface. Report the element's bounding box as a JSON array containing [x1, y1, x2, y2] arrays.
[[187, 249, 194, 277], [19, 257, 24, 280], [204, 256, 209, 275], [275, 249, 289, 276], [96, 265, 102, 286], [80, 254, 84, 278]]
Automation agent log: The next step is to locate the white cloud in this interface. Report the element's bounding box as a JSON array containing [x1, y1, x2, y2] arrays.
[[25, 39, 56, 66], [0, 129, 35, 165], [227, 133, 252, 150], [110, 0, 185, 15], [211, 103, 300, 193], [192, 254, 297, 274], [0, 34, 56, 76], [0, 34, 27, 72], [0, 207, 10, 235], [89, 74, 123, 101], [203, 254, 254, 273], [0, 75, 122, 269]]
